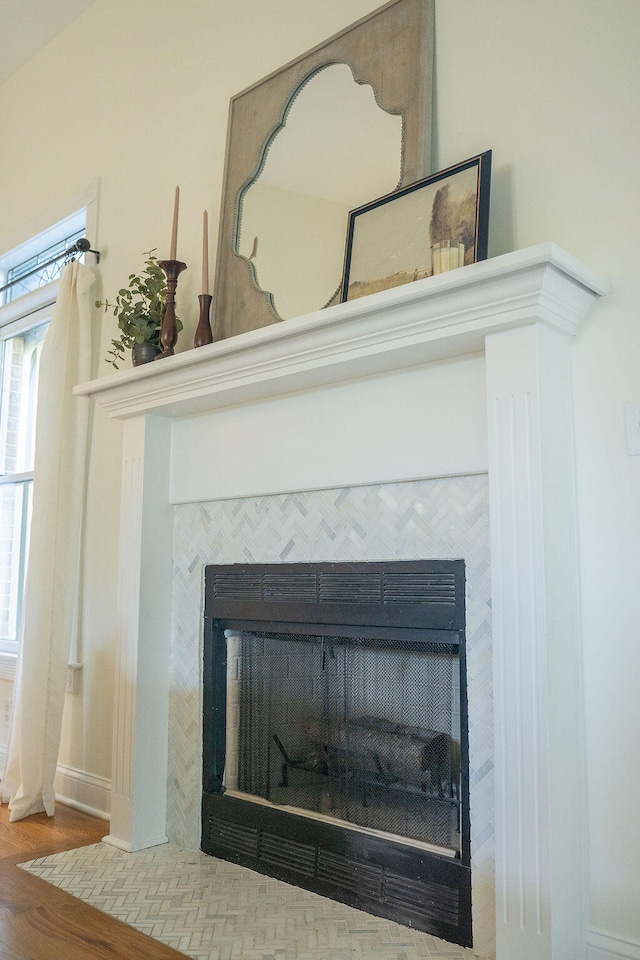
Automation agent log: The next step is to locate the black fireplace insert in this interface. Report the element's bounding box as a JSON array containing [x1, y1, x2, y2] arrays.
[[202, 560, 471, 947]]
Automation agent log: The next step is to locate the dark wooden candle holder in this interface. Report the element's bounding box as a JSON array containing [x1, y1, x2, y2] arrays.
[[158, 259, 187, 358], [194, 294, 213, 347]]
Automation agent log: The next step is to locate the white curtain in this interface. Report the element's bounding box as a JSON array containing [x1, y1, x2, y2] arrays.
[[1, 261, 95, 821]]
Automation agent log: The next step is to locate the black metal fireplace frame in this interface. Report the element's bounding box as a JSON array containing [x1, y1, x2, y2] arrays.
[[202, 560, 472, 947]]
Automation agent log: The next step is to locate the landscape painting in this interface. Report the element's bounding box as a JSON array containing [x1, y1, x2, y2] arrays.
[[341, 151, 491, 302]]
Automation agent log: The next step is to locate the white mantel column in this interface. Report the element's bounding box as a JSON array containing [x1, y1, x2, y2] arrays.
[[486, 321, 587, 960], [102, 414, 173, 852]]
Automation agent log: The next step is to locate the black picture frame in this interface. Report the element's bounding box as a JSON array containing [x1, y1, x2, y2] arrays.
[[341, 150, 491, 302]]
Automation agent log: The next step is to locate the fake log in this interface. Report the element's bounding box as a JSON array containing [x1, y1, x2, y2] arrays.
[[301, 715, 460, 799]]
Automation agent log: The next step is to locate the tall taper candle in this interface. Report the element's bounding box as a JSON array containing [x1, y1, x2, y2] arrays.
[[202, 209, 209, 295], [169, 185, 180, 260]]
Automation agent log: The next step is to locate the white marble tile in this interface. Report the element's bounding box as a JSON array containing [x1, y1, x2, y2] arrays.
[[21, 843, 478, 960]]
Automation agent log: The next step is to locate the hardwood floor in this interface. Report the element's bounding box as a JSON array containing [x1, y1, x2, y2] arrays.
[[0, 802, 189, 959]]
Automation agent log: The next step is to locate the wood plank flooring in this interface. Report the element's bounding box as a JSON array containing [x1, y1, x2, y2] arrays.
[[0, 802, 189, 960]]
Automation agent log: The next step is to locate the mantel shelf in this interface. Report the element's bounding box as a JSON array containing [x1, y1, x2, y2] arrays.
[[76, 242, 607, 421]]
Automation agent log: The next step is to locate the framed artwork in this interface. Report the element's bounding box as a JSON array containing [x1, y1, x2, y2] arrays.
[[341, 150, 491, 302]]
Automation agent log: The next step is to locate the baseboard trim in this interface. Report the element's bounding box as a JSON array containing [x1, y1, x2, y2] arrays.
[[54, 762, 110, 821], [588, 929, 640, 960]]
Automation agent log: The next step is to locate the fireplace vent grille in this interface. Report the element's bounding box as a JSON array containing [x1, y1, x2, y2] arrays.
[[211, 569, 457, 606], [207, 561, 464, 632], [206, 817, 258, 858], [263, 573, 318, 602], [210, 572, 262, 601], [317, 850, 383, 898], [203, 797, 469, 941], [319, 573, 381, 603], [383, 573, 457, 604], [385, 871, 459, 926], [260, 832, 316, 876]]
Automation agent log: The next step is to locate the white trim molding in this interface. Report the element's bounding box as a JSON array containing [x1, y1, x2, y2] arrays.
[[0, 752, 110, 820], [54, 762, 111, 821]]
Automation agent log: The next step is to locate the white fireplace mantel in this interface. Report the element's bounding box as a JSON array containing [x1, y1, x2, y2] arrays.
[[79, 242, 604, 422], [76, 243, 607, 960]]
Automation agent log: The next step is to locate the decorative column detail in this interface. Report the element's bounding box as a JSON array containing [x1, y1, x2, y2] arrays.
[[486, 322, 586, 960], [102, 415, 174, 852]]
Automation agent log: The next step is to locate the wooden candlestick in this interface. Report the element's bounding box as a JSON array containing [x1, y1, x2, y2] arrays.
[[194, 293, 213, 347], [158, 259, 187, 358]]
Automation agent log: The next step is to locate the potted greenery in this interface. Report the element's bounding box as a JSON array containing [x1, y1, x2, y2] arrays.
[[96, 250, 182, 368]]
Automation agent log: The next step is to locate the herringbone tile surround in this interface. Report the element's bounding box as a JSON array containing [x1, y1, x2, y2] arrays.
[[21, 841, 477, 959], [162, 475, 494, 958]]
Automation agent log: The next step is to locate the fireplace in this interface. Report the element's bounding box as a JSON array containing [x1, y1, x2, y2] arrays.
[[201, 560, 472, 946], [77, 244, 607, 959]]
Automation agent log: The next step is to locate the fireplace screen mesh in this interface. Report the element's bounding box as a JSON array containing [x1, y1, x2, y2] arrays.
[[225, 630, 461, 853]]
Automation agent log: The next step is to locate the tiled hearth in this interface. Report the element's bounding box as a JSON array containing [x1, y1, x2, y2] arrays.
[[168, 475, 494, 956], [22, 841, 478, 959]]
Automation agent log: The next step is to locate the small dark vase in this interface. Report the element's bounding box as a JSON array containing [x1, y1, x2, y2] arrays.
[[132, 341, 162, 366]]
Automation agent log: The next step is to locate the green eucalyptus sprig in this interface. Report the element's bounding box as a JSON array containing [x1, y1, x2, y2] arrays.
[[96, 250, 182, 368]]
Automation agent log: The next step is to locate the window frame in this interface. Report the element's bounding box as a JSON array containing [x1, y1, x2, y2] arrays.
[[0, 295, 57, 677]]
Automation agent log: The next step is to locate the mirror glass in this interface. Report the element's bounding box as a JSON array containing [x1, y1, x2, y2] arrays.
[[235, 64, 402, 320]]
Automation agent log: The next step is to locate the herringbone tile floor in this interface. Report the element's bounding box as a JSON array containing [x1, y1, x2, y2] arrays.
[[20, 842, 479, 959]]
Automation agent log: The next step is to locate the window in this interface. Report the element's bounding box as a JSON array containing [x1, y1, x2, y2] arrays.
[[0, 211, 85, 662], [0, 316, 48, 655], [4, 228, 86, 303]]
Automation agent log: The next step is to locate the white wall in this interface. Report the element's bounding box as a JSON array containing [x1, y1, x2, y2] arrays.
[[0, 0, 638, 949]]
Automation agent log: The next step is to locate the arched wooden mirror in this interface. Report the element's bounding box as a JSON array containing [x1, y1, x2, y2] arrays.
[[236, 64, 403, 321], [212, 0, 434, 340]]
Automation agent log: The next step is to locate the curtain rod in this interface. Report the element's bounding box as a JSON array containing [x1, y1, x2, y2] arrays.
[[0, 238, 101, 297]]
